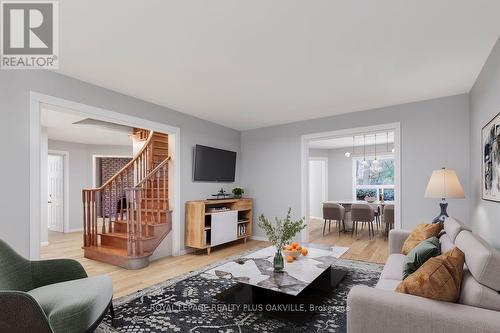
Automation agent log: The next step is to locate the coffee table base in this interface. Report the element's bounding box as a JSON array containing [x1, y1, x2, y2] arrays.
[[214, 266, 347, 323]]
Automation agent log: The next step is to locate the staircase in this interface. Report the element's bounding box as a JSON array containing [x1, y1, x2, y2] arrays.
[[82, 130, 172, 269]]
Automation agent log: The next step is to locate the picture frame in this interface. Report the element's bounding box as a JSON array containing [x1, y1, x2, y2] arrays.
[[482, 111, 500, 202]]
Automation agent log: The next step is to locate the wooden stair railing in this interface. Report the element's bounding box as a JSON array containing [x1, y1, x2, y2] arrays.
[[124, 157, 171, 257], [82, 130, 172, 269], [82, 130, 155, 247]]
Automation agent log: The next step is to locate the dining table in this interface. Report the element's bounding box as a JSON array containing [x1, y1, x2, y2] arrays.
[[323, 200, 394, 233]]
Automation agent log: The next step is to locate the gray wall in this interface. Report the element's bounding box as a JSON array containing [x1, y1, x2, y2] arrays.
[[241, 94, 470, 238], [47, 140, 133, 232], [0, 71, 241, 257], [469, 36, 500, 249], [309, 148, 352, 201]]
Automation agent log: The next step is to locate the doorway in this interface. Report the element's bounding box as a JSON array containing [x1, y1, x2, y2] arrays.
[[301, 123, 401, 244], [47, 154, 65, 232]]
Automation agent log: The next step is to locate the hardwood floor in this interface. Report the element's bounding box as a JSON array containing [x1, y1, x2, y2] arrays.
[[308, 217, 389, 264], [42, 223, 388, 299]]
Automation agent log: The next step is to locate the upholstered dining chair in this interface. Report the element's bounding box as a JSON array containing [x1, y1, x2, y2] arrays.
[[350, 204, 375, 239], [383, 204, 395, 239], [323, 203, 345, 235], [0, 239, 114, 333]]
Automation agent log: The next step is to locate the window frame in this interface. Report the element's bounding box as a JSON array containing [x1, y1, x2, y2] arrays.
[[351, 153, 395, 200]]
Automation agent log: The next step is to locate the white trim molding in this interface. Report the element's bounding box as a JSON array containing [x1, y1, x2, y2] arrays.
[[300, 122, 402, 243], [29, 91, 182, 259]]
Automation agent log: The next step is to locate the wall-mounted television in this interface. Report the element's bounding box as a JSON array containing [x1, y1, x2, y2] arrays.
[[193, 145, 236, 182]]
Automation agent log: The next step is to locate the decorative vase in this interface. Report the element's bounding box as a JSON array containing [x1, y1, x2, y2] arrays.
[[273, 248, 284, 272]]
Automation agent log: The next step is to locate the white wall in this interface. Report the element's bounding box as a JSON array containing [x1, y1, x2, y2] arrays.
[[47, 140, 133, 232], [241, 94, 470, 238], [469, 36, 500, 250], [309, 159, 326, 218]]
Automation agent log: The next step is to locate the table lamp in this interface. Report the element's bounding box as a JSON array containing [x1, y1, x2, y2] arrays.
[[424, 168, 465, 223]]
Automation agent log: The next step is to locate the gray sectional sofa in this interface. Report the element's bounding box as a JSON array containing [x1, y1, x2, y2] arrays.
[[347, 218, 500, 333]]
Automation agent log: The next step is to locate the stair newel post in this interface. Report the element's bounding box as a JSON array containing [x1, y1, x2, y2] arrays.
[[110, 181, 115, 232], [126, 189, 132, 256], [144, 181, 149, 238], [101, 188, 106, 234], [137, 188, 143, 256], [163, 164, 167, 211], [82, 191, 87, 246], [156, 170, 160, 225]]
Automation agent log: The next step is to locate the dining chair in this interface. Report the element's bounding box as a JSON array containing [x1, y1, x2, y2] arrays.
[[383, 204, 395, 239], [323, 203, 345, 235], [374, 205, 381, 231], [350, 204, 375, 239]]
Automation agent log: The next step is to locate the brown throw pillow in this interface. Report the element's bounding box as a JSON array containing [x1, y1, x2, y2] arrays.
[[396, 247, 465, 302], [401, 223, 443, 255]]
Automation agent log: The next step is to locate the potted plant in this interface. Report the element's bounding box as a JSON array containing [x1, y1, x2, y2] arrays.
[[257, 208, 306, 272], [232, 187, 244, 198]]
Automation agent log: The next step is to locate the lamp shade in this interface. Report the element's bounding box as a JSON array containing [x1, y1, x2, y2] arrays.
[[424, 168, 465, 199]]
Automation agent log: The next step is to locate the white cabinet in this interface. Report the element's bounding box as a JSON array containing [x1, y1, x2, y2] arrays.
[[210, 210, 238, 246]]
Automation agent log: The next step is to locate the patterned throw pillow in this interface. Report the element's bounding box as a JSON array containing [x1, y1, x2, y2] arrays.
[[396, 247, 465, 302], [401, 223, 443, 255], [402, 236, 441, 279]]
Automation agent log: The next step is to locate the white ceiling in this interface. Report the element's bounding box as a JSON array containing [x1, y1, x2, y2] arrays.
[[309, 132, 394, 150], [41, 107, 133, 146], [57, 1, 500, 130]]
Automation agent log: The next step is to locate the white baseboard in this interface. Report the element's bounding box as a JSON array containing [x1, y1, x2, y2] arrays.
[[309, 216, 324, 220], [40, 241, 49, 247]]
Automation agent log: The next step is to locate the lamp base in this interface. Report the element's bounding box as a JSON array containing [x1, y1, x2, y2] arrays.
[[432, 201, 449, 224]]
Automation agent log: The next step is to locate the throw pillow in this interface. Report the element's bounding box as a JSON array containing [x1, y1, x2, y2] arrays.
[[401, 223, 443, 255], [402, 236, 440, 279], [396, 247, 465, 302]]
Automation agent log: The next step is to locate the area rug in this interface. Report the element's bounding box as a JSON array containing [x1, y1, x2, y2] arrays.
[[98, 249, 382, 333]]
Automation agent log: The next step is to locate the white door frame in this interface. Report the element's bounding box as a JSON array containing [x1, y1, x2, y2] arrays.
[[308, 157, 328, 219], [30, 91, 182, 259], [47, 150, 70, 233], [300, 122, 401, 242]]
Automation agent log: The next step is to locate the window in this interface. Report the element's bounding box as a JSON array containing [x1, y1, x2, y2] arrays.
[[353, 155, 394, 201]]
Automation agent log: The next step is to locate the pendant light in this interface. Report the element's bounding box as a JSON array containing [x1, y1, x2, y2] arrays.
[[370, 133, 382, 174], [345, 136, 354, 157]]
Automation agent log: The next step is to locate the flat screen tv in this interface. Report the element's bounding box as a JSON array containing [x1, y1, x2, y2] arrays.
[[193, 145, 236, 182]]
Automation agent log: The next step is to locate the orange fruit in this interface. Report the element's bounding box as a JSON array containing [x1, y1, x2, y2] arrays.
[[301, 248, 308, 256], [285, 245, 293, 251], [286, 255, 294, 263], [296, 246, 302, 251], [291, 242, 299, 248]]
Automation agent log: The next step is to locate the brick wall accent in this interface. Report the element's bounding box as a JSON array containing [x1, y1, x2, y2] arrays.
[[101, 157, 133, 217]]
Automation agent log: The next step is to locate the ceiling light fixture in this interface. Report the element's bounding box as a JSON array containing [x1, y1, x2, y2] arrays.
[[370, 133, 382, 174]]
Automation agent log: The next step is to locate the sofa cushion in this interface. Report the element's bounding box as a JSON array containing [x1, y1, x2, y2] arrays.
[[459, 269, 500, 312], [403, 236, 440, 279], [396, 247, 465, 302], [401, 223, 443, 255], [443, 217, 466, 243], [455, 230, 500, 291], [380, 254, 406, 280], [28, 276, 112, 333], [375, 278, 401, 291], [440, 233, 454, 253]]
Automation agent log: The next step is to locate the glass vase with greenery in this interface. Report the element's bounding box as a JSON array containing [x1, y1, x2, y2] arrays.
[[257, 208, 306, 272]]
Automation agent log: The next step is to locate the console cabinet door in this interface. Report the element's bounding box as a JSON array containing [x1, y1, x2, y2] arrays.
[[211, 210, 238, 246]]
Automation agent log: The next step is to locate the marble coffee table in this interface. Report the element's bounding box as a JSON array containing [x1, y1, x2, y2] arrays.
[[205, 245, 347, 296]]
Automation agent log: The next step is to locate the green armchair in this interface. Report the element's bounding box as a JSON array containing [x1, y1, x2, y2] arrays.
[[0, 239, 114, 333]]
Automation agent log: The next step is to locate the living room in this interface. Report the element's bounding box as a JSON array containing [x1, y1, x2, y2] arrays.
[[1, 1, 500, 333]]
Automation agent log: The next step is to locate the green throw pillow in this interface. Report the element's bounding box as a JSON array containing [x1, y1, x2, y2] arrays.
[[402, 236, 440, 279]]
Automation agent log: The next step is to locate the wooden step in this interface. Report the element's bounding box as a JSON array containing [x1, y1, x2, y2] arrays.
[[153, 147, 168, 154], [112, 219, 168, 234], [123, 208, 172, 224], [153, 141, 168, 149], [100, 231, 156, 248], [83, 245, 151, 270]]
